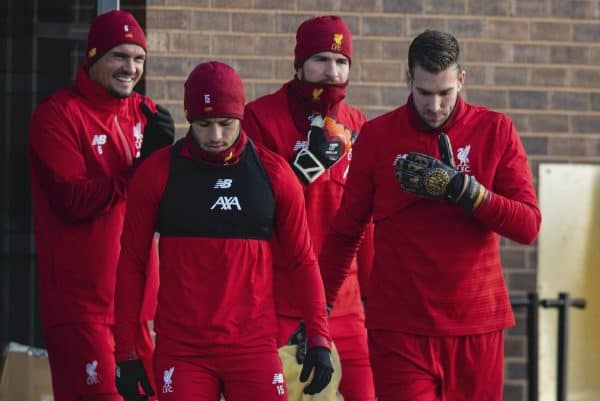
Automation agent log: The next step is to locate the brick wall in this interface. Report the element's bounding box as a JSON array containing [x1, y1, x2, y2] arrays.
[[131, 2, 600, 400]]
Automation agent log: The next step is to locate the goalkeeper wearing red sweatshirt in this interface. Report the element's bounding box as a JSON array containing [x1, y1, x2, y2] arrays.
[[243, 16, 375, 401], [320, 30, 542, 401]]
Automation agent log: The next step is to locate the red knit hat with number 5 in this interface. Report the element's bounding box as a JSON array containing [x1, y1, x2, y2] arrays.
[[294, 15, 352, 69], [184, 61, 245, 122], [86, 10, 147, 66]]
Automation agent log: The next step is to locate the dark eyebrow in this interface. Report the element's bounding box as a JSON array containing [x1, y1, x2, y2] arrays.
[[416, 86, 453, 96]]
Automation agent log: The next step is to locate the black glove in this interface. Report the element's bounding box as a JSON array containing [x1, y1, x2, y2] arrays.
[[115, 359, 155, 401], [395, 133, 488, 210], [287, 322, 308, 364], [299, 346, 334, 395], [140, 103, 175, 159], [292, 115, 352, 183]]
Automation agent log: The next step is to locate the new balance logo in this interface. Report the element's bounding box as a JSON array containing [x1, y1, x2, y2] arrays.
[[210, 196, 241, 210], [92, 134, 107, 155], [272, 372, 285, 395], [293, 140, 307, 152], [213, 178, 233, 189], [393, 154, 406, 166], [92, 134, 107, 145]]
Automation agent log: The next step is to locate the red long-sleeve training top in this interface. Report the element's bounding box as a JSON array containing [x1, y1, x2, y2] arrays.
[[28, 67, 158, 329], [320, 96, 541, 336], [243, 82, 373, 319], [114, 132, 331, 359]]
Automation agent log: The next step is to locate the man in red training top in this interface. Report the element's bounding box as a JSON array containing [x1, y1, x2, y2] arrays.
[[243, 15, 374, 401], [113, 61, 333, 401], [320, 30, 542, 401], [28, 10, 174, 401]]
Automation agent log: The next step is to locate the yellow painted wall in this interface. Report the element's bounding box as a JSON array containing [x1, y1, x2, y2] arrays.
[[538, 164, 600, 401]]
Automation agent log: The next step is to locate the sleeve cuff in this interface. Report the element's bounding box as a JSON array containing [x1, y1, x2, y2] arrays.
[[307, 335, 331, 350], [115, 349, 139, 363]]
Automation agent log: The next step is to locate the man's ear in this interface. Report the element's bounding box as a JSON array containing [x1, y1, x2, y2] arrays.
[[405, 69, 412, 90], [457, 69, 466, 92]]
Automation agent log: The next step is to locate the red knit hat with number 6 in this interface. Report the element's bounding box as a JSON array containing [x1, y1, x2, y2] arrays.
[[184, 61, 245, 122], [294, 15, 352, 69], [86, 10, 147, 66]]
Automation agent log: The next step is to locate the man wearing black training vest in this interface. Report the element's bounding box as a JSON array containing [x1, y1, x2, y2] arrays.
[[113, 61, 333, 401]]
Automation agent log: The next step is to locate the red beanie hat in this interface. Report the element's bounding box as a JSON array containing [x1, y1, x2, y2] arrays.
[[184, 61, 245, 122], [86, 10, 147, 66], [294, 15, 352, 69]]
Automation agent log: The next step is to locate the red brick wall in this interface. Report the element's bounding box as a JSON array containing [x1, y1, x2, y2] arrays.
[[132, 2, 600, 400]]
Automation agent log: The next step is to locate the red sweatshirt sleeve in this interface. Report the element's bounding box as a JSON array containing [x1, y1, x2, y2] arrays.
[[473, 120, 541, 244], [269, 155, 331, 349], [28, 100, 132, 222], [319, 130, 374, 307], [243, 105, 278, 150], [356, 222, 374, 300], [114, 149, 169, 361]]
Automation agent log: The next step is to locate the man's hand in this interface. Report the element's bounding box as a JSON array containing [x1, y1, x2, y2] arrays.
[[292, 115, 352, 183], [299, 346, 334, 394], [395, 133, 488, 210], [140, 103, 175, 159], [115, 359, 154, 401]]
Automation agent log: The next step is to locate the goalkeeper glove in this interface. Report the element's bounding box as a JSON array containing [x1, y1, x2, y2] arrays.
[[292, 115, 352, 183], [394, 133, 488, 210]]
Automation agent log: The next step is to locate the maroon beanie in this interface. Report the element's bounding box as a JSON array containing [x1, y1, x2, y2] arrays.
[[184, 61, 245, 122], [86, 10, 147, 66], [294, 16, 352, 69]]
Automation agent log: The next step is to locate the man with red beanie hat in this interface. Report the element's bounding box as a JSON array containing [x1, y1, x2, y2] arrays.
[[113, 61, 333, 401], [28, 9, 174, 401], [243, 15, 375, 401]]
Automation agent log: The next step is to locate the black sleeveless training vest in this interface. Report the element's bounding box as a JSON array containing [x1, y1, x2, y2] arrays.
[[157, 138, 275, 239]]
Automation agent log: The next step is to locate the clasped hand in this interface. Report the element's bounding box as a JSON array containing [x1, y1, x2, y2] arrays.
[[395, 133, 487, 210]]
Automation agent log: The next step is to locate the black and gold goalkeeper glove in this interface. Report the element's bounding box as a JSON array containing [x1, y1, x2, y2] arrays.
[[394, 133, 488, 210]]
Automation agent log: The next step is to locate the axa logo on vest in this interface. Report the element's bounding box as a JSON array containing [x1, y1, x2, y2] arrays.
[[211, 196, 241, 210]]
